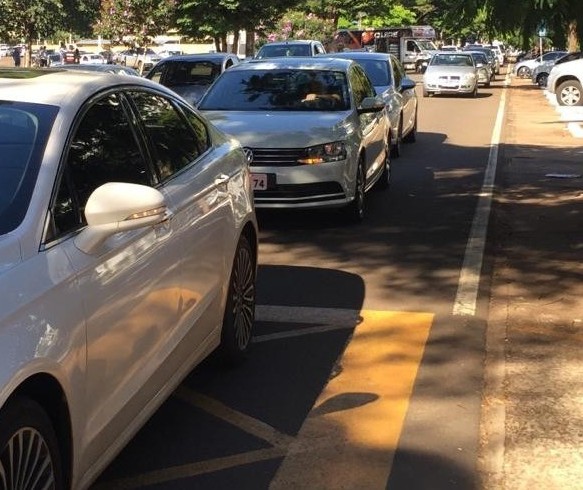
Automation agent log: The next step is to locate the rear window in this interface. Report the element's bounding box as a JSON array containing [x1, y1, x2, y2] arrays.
[[149, 61, 221, 86], [198, 69, 350, 111], [256, 44, 311, 58], [0, 102, 58, 234]]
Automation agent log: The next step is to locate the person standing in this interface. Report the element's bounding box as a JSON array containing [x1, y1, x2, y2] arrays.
[[12, 46, 21, 67]]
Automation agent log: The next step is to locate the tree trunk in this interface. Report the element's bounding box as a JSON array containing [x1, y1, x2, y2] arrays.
[[214, 37, 221, 52], [221, 34, 228, 52], [245, 30, 255, 58], [568, 20, 578, 52], [232, 30, 240, 55]]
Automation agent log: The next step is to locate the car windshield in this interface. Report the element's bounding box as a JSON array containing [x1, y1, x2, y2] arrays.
[[471, 53, 488, 64], [198, 69, 350, 111], [431, 54, 473, 66], [151, 60, 222, 86], [256, 44, 311, 58], [0, 102, 58, 235]]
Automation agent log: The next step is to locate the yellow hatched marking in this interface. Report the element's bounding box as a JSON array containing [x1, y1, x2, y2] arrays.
[[270, 310, 434, 489]]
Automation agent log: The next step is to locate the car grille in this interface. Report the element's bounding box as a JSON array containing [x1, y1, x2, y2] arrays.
[[247, 148, 306, 167], [254, 182, 345, 204]]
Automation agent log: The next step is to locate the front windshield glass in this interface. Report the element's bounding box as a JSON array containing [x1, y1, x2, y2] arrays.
[[0, 102, 57, 235], [430, 53, 474, 66], [418, 40, 437, 50], [198, 69, 350, 111]]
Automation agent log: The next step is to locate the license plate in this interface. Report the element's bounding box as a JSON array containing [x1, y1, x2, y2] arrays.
[[252, 173, 269, 191]]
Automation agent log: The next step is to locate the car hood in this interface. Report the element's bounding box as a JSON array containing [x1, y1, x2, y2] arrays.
[[200, 111, 354, 147], [0, 234, 22, 276]]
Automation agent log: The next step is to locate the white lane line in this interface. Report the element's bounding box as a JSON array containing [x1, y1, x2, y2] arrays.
[[452, 72, 509, 316]]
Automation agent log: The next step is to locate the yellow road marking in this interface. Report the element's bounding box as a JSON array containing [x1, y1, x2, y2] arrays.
[[96, 309, 433, 489], [270, 310, 434, 489]]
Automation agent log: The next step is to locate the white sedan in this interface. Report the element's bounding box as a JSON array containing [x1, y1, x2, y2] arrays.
[[0, 70, 258, 489], [422, 52, 479, 97]]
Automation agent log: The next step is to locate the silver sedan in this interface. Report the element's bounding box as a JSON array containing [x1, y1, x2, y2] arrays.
[[422, 52, 479, 97], [198, 57, 391, 223]]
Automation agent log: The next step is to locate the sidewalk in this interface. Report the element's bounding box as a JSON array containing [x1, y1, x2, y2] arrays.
[[480, 75, 583, 489]]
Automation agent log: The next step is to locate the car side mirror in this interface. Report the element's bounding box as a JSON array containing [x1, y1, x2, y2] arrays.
[[401, 78, 416, 91], [75, 182, 168, 254], [358, 96, 385, 114]]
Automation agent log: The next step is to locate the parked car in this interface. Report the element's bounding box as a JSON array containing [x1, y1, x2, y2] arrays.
[[79, 53, 106, 65], [531, 51, 583, 88], [322, 51, 418, 158], [466, 50, 493, 86], [254, 40, 327, 59], [115, 47, 162, 72], [513, 50, 568, 78], [422, 51, 479, 97], [463, 45, 500, 74], [146, 53, 241, 105], [157, 47, 184, 58], [0, 68, 258, 489], [547, 58, 583, 106], [197, 57, 391, 222]]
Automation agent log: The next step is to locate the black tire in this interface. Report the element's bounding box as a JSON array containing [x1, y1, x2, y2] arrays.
[[556, 80, 583, 106], [374, 142, 391, 191], [345, 160, 366, 223], [422, 89, 430, 98], [219, 234, 256, 365], [536, 73, 549, 88], [403, 109, 417, 144], [0, 397, 63, 490], [390, 119, 402, 158]]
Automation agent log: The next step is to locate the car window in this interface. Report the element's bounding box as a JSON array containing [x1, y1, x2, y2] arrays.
[[51, 93, 151, 239], [256, 44, 311, 58], [128, 91, 206, 181], [349, 65, 375, 106], [357, 59, 391, 86], [0, 103, 57, 235], [198, 69, 350, 111], [391, 57, 403, 87]]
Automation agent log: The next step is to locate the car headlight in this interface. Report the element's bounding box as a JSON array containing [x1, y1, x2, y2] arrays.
[[463, 73, 477, 83], [298, 142, 347, 165]]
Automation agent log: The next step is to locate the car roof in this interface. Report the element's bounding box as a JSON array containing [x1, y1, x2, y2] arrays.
[[320, 51, 392, 61], [160, 53, 237, 62], [259, 40, 320, 47], [226, 57, 353, 72], [0, 68, 169, 105]]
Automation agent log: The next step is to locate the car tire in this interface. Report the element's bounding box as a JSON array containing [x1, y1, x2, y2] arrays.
[[0, 397, 64, 490], [403, 109, 417, 143], [345, 160, 366, 223], [556, 80, 583, 106], [374, 141, 391, 191], [219, 234, 256, 365], [536, 73, 548, 88], [517, 66, 530, 78], [423, 88, 430, 97], [390, 119, 402, 158]]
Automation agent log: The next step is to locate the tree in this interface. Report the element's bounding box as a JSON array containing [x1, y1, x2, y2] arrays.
[[0, 0, 95, 66], [95, 0, 177, 50]]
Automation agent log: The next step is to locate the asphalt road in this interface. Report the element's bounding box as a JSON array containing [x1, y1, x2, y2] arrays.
[[89, 69, 508, 490]]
